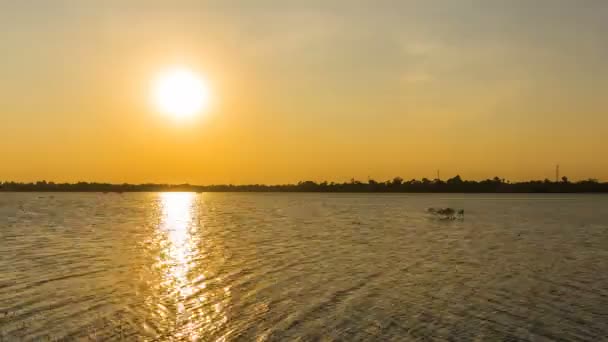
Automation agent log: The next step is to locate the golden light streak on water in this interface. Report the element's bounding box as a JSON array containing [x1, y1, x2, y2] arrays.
[[156, 192, 228, 340]]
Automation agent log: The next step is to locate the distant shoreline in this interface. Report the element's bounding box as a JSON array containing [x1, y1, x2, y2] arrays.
[[2, 191, 608, 194], [2, 176, 607, 193]]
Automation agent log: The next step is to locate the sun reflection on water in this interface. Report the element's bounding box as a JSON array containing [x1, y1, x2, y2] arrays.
[[154, 192, 228, 340], [160, 192, 196, 300]]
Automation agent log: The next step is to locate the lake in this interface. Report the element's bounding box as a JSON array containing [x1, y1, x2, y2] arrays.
[[1, 193, 608, 341]]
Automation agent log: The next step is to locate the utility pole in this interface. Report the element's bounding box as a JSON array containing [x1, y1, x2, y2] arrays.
[[555, 164, 560, 183], [437, 169, 440, 181]]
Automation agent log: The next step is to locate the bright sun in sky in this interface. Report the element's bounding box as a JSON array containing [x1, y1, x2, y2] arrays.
[[152, 67, 211, 119]]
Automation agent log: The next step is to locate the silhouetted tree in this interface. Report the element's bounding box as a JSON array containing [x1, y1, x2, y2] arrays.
[[447, 175, 463, 184]]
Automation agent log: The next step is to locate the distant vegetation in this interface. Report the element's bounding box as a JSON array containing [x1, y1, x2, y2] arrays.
[[1, 176, 607, 193]]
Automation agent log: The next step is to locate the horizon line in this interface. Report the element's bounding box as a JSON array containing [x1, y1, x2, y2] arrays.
[[1, 175, 605, 187]]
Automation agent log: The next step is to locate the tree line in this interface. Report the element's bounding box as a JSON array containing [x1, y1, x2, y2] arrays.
[[1, 176, 607, 193]]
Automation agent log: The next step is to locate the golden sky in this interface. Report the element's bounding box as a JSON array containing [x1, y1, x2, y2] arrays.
[[1, 1, 607, 184]]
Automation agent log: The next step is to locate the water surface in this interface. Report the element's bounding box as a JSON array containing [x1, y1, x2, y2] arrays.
[[1, 193, 607, 340]]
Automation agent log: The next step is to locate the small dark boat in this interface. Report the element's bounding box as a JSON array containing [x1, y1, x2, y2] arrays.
[[427, 207, 464, 220]]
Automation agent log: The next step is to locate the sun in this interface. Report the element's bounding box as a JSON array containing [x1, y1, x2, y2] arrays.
[[151, 67, 211, 119]]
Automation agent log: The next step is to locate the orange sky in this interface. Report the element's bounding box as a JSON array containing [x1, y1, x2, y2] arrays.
[[1, 1, 607, 184]]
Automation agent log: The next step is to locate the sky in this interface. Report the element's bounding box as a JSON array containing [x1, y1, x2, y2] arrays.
[[1, 0, 607, 184]]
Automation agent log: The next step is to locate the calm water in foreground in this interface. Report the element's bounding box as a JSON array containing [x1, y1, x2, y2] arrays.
[[1, 193, 608, 341]]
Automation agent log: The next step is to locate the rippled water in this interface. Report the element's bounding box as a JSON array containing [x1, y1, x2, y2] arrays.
[[1, 193, 608, 341]]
